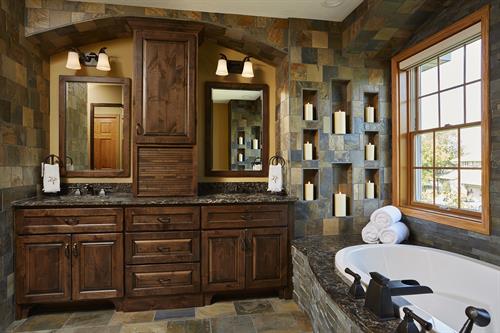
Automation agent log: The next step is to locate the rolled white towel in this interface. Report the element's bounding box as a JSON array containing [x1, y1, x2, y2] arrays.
[[361, 222, 379, 244], [379, 222, 409, 244], [370, 205, 402, 230]]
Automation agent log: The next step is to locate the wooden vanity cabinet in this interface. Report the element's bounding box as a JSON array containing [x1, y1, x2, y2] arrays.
[[15, 208, 124, 317]]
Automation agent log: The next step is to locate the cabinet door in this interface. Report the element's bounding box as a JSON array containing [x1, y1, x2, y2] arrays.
[[134, 30, 196, 144], [246, 228, 287, 289], [72, 233, 123, 300], [202, 230, 245, 292], [16, 235, 71, 304]]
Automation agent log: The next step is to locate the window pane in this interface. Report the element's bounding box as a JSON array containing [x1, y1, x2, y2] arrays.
[[419, 94, 439, 130], [465, 82, 481, 123], [440, 87, 464, 126], [414, 169, 433, 204], [465, 39, 481, 83], [435, 169, 458, 209], [419, 59, 438, 96], [439, 47, 464, 90], [460, 126, 481, 168], [435, 129, 458, 167], [460, 169, 482, 212], [414, 132, 433, 167]]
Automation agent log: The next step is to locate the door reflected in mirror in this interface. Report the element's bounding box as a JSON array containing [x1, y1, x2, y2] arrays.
[[61, 76, 130, 177], [206, 82, 268, 177]]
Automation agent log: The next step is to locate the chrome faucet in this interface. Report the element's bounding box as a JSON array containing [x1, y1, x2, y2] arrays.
[[364, 272, 433, 320]]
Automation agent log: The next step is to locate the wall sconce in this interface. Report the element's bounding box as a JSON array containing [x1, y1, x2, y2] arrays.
[[215, 54, 254, 78], [65, 47, 111, 71]]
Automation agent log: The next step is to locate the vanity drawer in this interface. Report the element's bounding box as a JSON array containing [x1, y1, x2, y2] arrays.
[[15, 208, 123, 234], [125, 231, 200, 264], [125, 207, 200, 231], [125, 263, 200, 297], [201, 204, 288, 229]]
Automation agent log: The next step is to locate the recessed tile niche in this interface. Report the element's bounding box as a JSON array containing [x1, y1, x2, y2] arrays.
[[364, 168, 380, 199], [303, 129, 319, 160], [332, 80, 350, 134], [302, 89, 318, 121], [303, 169, 319, 201], [332, 163, 352, 216], [363, 92, 379, 122]]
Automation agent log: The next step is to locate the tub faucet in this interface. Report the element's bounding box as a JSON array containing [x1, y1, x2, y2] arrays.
[[459, 306, 491, 333], [364, 272, 433, 320]]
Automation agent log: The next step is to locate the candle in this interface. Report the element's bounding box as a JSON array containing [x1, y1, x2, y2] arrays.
[[366, 143, 375, 160], [252, 138, 259, 149], [305, 103, 313, 121], [304, 141, 313, 160], [366, 180, 375, 199], [334, 110, 346, 134], [304, 181, 314, 201], [238, 136, 244, 145], [334, 192, 347, 217], [365, 106, 375, 123], [238, 153, 244, 162]]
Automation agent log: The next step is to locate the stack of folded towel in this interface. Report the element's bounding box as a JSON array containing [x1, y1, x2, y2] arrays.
[[361, 205, 409, 244]]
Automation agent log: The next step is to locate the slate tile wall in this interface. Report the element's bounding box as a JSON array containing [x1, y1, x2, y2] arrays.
[[286, 18, 391, 237], [0, 0, 49, 330], [402, 0, 500, 266]]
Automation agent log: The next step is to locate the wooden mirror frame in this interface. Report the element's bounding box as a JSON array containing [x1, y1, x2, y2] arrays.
[[205, 82, 269, 177], [59, 75, 131, 177]]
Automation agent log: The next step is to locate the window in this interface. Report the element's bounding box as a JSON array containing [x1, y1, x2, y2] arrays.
[[392, 6, 490, 234]]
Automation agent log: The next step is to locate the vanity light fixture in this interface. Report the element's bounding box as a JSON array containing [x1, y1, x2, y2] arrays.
[[215, 53, 254, 78], [65, 47, 111, 71]]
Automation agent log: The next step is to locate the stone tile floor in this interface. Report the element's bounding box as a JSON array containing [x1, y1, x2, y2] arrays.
[[7, 298, 312, 333]]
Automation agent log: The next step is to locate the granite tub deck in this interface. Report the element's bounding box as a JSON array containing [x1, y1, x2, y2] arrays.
[[292, 235, 399, 333], [12, 193, 297, 208]]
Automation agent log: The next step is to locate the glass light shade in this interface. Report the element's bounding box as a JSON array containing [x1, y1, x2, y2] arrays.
[[215, 58, 228, 76], [96, 52, 111, 71], [241, 60, 254, 78], [65, 51, 81, 70]]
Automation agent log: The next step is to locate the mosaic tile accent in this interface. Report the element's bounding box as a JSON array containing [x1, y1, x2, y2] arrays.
[[0, 1, 50, 331]]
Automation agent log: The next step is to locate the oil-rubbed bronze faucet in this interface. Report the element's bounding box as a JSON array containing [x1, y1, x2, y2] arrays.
[[364, 272, 433, 320]]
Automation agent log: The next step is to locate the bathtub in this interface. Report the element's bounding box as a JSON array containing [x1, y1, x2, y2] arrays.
[[335, 244, 499, 333]]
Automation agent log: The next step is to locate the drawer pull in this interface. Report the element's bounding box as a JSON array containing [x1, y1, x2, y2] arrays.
[[240, 214, 252, 220], [157, 217, 171, 224], [64, 243, 70, 258], [159, 278, 172, 285], [157, 246, 171, 253], [72, 243, 79, 257], [64, 217, 80, 225]]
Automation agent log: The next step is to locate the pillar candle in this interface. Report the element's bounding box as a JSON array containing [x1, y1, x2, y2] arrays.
[[365, 106, 375, 123], [304, 181, 314, 201], [304, 141, 313, 160], [334, 192, 347, 217], [305, 103, 314, 121], [334, 110, 346, 134], [238, 136, 244, 145], [366, 180, 375, 199], [365, 143, 375, 160], [238, 153, 244, 162], [252, 138, 259, 149]]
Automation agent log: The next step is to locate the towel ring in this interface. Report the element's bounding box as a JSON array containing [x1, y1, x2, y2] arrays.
[[269, 155, 286, 166], [43, 154, 63, 166]]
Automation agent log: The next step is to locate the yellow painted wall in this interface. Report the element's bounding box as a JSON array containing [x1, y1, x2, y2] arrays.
[[50, 38, 275, 184], [211, 103, 229, 170]]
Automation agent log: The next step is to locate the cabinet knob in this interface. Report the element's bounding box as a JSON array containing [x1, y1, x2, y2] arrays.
[[136, 123, 144, 135], [157, 216, 171, 224], [63, 217, 80, 225]]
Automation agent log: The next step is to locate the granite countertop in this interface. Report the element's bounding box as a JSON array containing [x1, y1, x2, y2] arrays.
[[292, 235, 399, 333], [12, 192, 297, 208]]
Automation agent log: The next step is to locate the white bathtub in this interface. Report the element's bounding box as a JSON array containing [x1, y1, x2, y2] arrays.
[[335, 244, 499, 333]]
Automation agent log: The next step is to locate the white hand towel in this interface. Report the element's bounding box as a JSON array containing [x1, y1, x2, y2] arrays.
[[379, 222, 409, 244], [361, 222, 380, 244], [267, 164, 283, 192], [42, 163, 60, 193], [370, 205, 402, 230]]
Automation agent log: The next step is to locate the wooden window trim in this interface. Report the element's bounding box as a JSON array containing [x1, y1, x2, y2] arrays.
[[391, 5, 490, 234]]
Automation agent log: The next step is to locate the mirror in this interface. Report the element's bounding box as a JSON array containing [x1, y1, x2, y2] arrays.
[[205, 82, 269, 177], [59, 76, 131, 177]]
